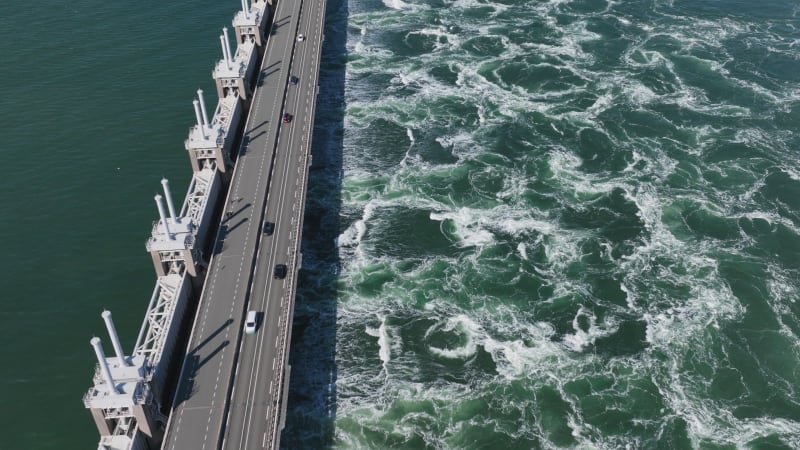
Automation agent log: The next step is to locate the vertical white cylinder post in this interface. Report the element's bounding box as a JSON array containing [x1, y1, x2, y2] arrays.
[[241, 0, 249, 17], [101, 310, 128, 367], [220, 34, 231, 69], [193, 100, 206, 138], [90, 337, 119, 394], [197, 89, 210, 129], [223, 27, 233, 70], [155, 194, 173, 239], [161, 178, 178, 223]]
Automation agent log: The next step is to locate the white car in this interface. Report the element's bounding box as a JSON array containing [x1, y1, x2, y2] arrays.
[[244, 310, 259, 334], [297, 34, 305, 42]]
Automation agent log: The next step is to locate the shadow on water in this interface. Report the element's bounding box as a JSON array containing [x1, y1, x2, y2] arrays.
[[281, 0, 347, 446]]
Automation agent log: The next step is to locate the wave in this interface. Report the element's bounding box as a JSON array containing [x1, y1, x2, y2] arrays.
[[322, 0, 800, 446]]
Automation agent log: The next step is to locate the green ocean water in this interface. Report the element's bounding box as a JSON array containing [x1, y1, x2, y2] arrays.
[[2, 0, 800, 449], [0, 1, 240, 448], [285, 0, 800, 448]]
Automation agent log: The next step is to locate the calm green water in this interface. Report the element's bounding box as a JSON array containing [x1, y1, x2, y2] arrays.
[[2, 0, 800, 448], [0, 1, 238, 448]]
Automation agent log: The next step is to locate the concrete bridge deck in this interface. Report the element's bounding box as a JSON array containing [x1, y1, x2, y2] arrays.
[[160, 0, 326, 447]]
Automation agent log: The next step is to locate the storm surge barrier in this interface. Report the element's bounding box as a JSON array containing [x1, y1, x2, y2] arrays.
[[82, 2, 270, 449]]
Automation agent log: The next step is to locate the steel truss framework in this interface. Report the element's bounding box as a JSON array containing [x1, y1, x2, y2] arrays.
[[133, 273, 187, 361], [85, 1, 267, 447]]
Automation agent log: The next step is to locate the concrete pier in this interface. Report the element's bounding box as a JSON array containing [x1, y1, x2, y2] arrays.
[[84, 1, 274, 449], [84, 0, 326, 445]]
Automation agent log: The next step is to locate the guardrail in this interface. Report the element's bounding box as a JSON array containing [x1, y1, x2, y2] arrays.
[[264, 0, 327, 444]]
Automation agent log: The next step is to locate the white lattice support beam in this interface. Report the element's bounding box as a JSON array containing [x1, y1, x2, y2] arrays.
[[179, 168, 222, 248], [212, 94, 241, 135], [131, 273, 191, 401], [133, 275, 178, 359]]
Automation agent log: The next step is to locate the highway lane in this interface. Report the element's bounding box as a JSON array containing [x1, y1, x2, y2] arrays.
[[221, 0, 327, 447], [160, 0, 304, 448]]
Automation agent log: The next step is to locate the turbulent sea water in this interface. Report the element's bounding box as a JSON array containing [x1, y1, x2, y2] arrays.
[[2, 0, 799, 448], [284, 0, 800, 448]]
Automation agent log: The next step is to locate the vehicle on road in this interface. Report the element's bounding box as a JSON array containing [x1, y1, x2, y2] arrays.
[[263, 221, 274, 235], [290, 75, 299, 85], [244, 310, 260, 334], [282, 113, 293, 123], [297, 34, 305, 42], [274, 264, 287, 279]]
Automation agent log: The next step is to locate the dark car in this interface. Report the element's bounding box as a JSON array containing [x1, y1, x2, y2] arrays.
[[290, 75, 299, 85], [282, 113, 292, 123], [263, 221, 274, 236], [274, 264, 288, 279]]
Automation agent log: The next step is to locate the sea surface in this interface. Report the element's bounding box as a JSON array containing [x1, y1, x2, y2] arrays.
[[1, 0, 799, 448]]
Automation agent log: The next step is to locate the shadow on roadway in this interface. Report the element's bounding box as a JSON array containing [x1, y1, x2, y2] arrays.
[[281, 0, 347, 446], [272, 15, 292, 34], [261, 66, 283, 81], [211, 204, 252, 255], [248, 120, 269, 134], [224, 202, 252, 222], [257, 60, 283, 86], [172, 319, 234, 408]]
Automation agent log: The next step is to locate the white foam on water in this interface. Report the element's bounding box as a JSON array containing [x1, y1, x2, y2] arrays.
[[427, 201, 564, 253], [392, 68, 424, 91], [405, 127, 414, 143], [382, 0, 404, 10], [545, 146, 632, 205], [548, 146, 583, 173], [736, 211, 800, 237], [337, 199, 377, 249], [765, 263, 800, 346], [495, 165, 536, 203], [447, 0, 511, 16], [629, 185, 663, 234], [780, 165, 800, 182], [350, 24, 369, 60], [425, 314, 479, 359], [398, 128, 418, 167], [382, 0, 417, 11], [481, 312, 570, 380], [348, 24, 395, 62], [430, 208, 495, 248], [562, 307, 619, 353], [403, 305, 562, 381], [337, 218, 367, 249], [435, 131, 482, 162], [332, 0, 800, 446], [622, 78, 658, 106], [541, 232, 584, 287], [364, 315, 393, 371], [533, 13, 602, 64], [614, 198, 775, 445], [655, 18, 792, 116], [586, 91, 615, 118], [517, 242, 528, 260], [501, 214, 555, 236], [406, 26, 463, 51], [376, 323, 391, 369], [619, 188, 724, 305], [654, 373, 800, 448]]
